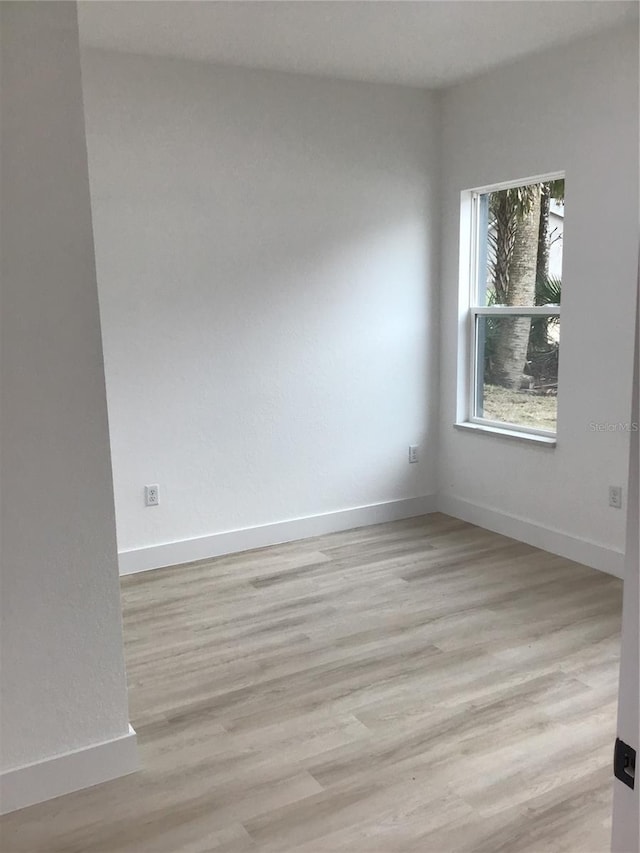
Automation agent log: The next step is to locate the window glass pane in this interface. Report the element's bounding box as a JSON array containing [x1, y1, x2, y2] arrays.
[[479, 179, 564, 308], [475, 315, 559, 433]]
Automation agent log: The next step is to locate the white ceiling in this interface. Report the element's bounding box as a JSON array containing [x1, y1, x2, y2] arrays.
[[78, 1, 639, 89]]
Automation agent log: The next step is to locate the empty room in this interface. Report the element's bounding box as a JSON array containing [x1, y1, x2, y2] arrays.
[[1, 1, 639, 851]]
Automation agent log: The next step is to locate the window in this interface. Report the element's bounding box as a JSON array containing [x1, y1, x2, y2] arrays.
[[459, 174, 564, 441]]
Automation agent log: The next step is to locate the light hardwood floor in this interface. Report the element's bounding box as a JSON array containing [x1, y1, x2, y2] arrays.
[[1, 514, 622, 852]]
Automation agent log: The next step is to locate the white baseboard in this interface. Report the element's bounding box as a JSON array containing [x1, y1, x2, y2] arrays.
[[0, 724, 138, 816], [118, 491, 624, 580], [438, 495, 625, 579], [119, 495, 438, 575]]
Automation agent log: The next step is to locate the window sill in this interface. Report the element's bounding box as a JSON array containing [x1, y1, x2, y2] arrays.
[[454, 421, 556, 447]]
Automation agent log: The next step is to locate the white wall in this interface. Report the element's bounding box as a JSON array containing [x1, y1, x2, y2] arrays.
[[0, 2, 131, 777], [438, 26, 638, 568], [80, 50, 440, 557]]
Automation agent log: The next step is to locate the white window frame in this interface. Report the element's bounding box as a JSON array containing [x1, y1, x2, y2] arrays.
[[456, 172, 564, 444]]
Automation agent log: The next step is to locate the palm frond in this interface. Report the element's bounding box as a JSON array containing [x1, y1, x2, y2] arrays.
[[535, 273, 561, 306]]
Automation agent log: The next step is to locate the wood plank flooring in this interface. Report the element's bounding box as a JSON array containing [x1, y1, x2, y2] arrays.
[[0, 513, 623, 852]]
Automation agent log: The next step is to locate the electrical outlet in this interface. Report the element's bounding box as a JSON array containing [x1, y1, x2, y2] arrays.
[[609, 486, 622, 509], [145, 484, 160, 507], [408, 445, 419, 464]]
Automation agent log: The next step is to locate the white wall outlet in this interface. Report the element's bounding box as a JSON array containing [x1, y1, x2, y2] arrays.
[[408, 445, 419, 464], [145, 484, 160, 507], [609, 486, 622, 509]]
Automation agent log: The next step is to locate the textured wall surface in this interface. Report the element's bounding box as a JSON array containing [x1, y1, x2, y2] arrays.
[[81, 51, 440, 553], [0, 2, 131, 770]]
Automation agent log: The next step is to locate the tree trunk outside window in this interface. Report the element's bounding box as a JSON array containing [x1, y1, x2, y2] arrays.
[[491, 186, 542, 390]]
